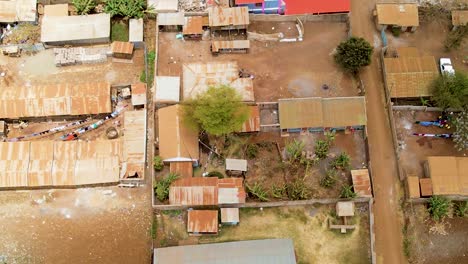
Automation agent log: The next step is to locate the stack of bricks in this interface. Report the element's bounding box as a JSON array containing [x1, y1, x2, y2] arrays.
[[53, 47, 83, 66]]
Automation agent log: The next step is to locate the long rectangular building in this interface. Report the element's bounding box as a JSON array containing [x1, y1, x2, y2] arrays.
[[0, 82, 111, 119]]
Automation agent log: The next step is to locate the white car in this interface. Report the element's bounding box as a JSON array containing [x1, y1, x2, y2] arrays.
[[440, 58, 455, 75]]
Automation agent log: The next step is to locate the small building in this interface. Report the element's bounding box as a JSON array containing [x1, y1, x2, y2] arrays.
[[157, 12, 184, 31], [406, 176, 420, 199], [239, 105, 260, 133], [153, 239, 297, 264], [149, 0, 179, 13], [182, 61, 255, 102], [211, 40, 250, 55], [336, 201, 355, 217], [158, 105, 199, 163], [221, 208, 239, 225], [43, 4, 68, 17], [208, 7, 250, 30], [154, 76, 180, 105], [131, 83, 146, 108], [235, 0, 285, 15], [284, 0, 350, 15], [218, 178, 246, 204], [383, 47, 439, 98], [225, 158, 247, 176], [129, 18, 144, 45], [0, 0, 37, 23], [41, 13, 111, 45], [123, 110, 147, 179], [419, 178, 433, 197], [375, 4, 419, 32], [183, 16, 204, 40], [187, 210, 218, 235], [111, 41, 134, 60], [452, 10, 468, 30], [351, 169, 372, 197], [424, 156, 468, 196], [170, 161, 193, 178]]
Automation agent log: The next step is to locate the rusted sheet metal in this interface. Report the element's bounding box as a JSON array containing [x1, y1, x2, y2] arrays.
[[170, 161, 193, 178], [0, 141, 30, 187], [28, 141, 54, 187], [211, 40, 250, 52], [169, 178, 218, 205], [351, 169, 372, 198], [187, 210, 218, 233], [111, 41, 134, 55], [376, 4, 419, 27], [218, 177, 246, 204], [131, 83, 147, 106], [419, 178, 433, 197], [0, 82, 111, 119], [208, 6, 250, 27], [123, 110, 146, 179], [240, 105, 260, 132], [183, 16, 204, 35], [221, 208, 239, 223], [427, 156, 468, 196]]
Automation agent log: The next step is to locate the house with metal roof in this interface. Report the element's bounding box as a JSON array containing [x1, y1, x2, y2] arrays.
[[187, 210, 218, 235], [424, 156, 468, 196], [154, 76, 180, 105], [374, 3, 419, 32], [235, 0, 285, 15], [153, 239, 297, 264], [221, 208, 239, 225], [123, 110, 147, 179], [0, 0, 37, 23], [208, 6, 250, 30]]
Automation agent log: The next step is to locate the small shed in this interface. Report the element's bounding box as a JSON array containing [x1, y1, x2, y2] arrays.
[[183, 16, 204, 40], [44, 4, 68, 16], [131, 83, 146, 107], [375, 4, 419, 32], [208, 6, 250, 30], [129, 18, 144, 45], [351, 169, 372, 197], [336, 201, 355, 217], [407, 176, 420, 198], [111, 41, 134, 60], [419, 178, 433, 197], [211, 40, 250, 55], [157, 12, 184, 31], [221, 208, 239, 225], [225, 158, 247, 175], [154, 76, 180, 105], [187, 210, 218, 235]]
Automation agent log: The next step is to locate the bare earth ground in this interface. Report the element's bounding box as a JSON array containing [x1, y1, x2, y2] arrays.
[[0, 186, 152, 264], [406, 204, 468, 264], [157, 21, 356, 101], [351, 0, 406, 263], [394, 110, 467, 178], [156, 205, 371, 264]]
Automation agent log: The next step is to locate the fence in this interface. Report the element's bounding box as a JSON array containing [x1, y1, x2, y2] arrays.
[[249, 13, 349, 23]]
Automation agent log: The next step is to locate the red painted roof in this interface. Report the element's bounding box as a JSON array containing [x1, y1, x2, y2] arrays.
[[285, 0, 350, 15], [236, 0, 264, 4]]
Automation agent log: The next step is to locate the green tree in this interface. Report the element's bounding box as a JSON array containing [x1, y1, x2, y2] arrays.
[[428, 196, 450, 221], [154, 173, 179, 202], [334, 37, 374, 74], [431, 72, 468, 110], [153, 156, 164, 171], [183, 85, 249, 136], [453, 110, 468, 152], [104, 0, 148, 18], [73, 0, 96, 15]]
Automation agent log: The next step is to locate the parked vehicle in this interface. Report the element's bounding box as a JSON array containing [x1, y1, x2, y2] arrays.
[[439, 58, 455, 75]]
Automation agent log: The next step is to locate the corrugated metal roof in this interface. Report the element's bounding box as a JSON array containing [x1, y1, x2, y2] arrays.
[[187, 210, 218, 233], [225, 158, 247, 171], [407, 176, 420, 198], [218, 177, 246, 204], [211, 40, 250, 52], [132, 83, 147, 106], [351, 169, 372, 197], [28, 141, 54, 187], [0, 0, 37, 23], [155, 76, 181, 103], [336, 201, 354, 217], [41, 13, 110, 43], [285, 0, 350, 15], [427, 156, 468, 196], [123, 110, 147, 178], [157, 12, 185, 25], [169, 178, 218, 206], [44, 4, 68, 17], [129, 18, 144, 42], [322, 97, 367, 128], [153, 239, 297, 264], [419, 178, 433, 197], [111, 41, 134, 55], [170, 161, 193, 178], [240, 105, 260, 132], [0, 82, 111, 119], [208, 7, 250, 27], [158, 105, 199, 162], [279, 97, 323, 129], [452, 10, 468, 26], [182, 62, 255, 102], [183, 16, 204, 35], [376, 4, 419, 27], [221, 208, 239, 223]]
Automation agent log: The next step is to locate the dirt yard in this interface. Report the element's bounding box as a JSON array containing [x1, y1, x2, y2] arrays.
[[394, 110, 467, 178], [405, 204, 468, 264], [157, 21, 356, 101], [155, 205, 371, 264], [0, 186, 153, 264]]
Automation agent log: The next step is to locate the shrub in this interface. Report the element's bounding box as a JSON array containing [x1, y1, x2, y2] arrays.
[[391, 27, 401, 37], [444, 26, 468, 51], [270, 183, 287, 199], [428, 196, 450, 221], [454, 201, 467, 217], [285, 139, 305, 162], [325, 130, 336, 145], [155, 173, 178, 202], [331, 152, 351, 170], [72, 0, 96, 15], [320, 169, 338, 188], [207, 171, 224, 179], [153, 156, 164, 171], [431, 72, 468, 110], [246, 144, 259, 159], [246, 182, 269, 201], [104, 0, 148, 18], [314, 140, 329, 159], [340, 184, 357, 199], [286, 179, 310, 200]]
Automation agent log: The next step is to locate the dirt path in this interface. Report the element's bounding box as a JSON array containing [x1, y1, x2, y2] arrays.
[[350, 1, 406, 263]]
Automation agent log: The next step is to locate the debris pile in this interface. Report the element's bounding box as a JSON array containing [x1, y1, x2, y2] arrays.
[[53, 47, 109, 66], [179, 0, 207, 12]]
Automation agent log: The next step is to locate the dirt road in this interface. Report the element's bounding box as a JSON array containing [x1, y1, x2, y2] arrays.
[[350, 1, 406, 263]]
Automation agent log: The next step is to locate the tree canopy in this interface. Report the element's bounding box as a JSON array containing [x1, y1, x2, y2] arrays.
[[183, 85, 249, 136], [334, 37, 373, 74], [104, 0, 148, 18], [431, 72, 468, 110]]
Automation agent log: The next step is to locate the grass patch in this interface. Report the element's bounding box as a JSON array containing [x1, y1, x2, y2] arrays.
[[141, 50, 156, 86], [161, 210, 182, 217], [151, 217, 158, 239], [111, 21, 129, 42]]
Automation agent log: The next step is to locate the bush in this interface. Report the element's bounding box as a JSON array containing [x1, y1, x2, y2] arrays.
[[111, 22, 129, 42], [72, 0, 96, 15], [340, 184, 357, 199], [314, 140, 329, 159], [270, 183, 287, 199], [453, 110, 468, 152], [334, 37, 373, 74], [246, 144, 259, 159], [104, 0, 148, 18], [444, 26, 468, 51], [153, 156, 164, 171], [286, 179, 310, 200], [325, 130, 336, 145], [320, 169, 338, 188], [246, 182, 269, 201], [431, 72, 468, 110], [428, 196, 450, 221], [391, 27, 401, 37], [454, 201, 467, 217], [155, 173, 179, 202], [286, 139, 305, 162], [331, 152, 351, 170], [207, 171, 224, 179]]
